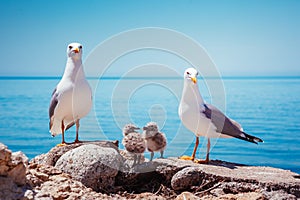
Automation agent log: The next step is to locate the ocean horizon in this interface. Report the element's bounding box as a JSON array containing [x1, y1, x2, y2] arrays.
[[0, 76, 299, 173], [1, 75, 300, 80]]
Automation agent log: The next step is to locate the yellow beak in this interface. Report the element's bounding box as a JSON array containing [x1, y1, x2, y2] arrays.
[[191, 77, 197, 84], [74, 48, 80, 53]]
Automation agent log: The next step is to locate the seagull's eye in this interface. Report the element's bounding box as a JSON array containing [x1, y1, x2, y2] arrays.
[[68, 46, 72, 49], [186, 72, 190, 75], [196, 72, 199, 76], [79, 46, 82, 49]]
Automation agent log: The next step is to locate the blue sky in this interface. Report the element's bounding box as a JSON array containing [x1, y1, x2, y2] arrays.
[[0, 0, 299, 76]]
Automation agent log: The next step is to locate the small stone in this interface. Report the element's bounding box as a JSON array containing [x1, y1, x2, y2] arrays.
[[23, 190, 34, 200], [171, 167, 205, 191], [11, 151, 28, 166], [0, 143, 12, 162], [175, 191, 200, 200], [34, 171, 49, 182]]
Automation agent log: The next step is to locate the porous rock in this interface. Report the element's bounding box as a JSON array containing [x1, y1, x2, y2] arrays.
[[167, 158, 300, 199], [175, 191, 200, 200], [0, 143, 28, 185], [0, 143, 28, 200], [27, 162, 123, 200], [55, 144, 122, 192], [31, 140, 119, 166], [171, 167, 206, 191], [2, 141, 300, 199]]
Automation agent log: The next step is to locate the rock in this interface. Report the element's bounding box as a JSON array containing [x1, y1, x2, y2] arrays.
[[0, 176, 25, 200], [7, 161, 26, 185], [2, 142, 300, 199], [27, 162, 125, 200], [0, 143, 12, 175], [11, 151, 28, 166], [210, 192, 266, 200], [154, 157, 198, 182], [23, 189, 34, 200], [115, 162, 158, 193], [0, 143, 11, 159], [175, 191, 200, 200], [116, 158, 192, 194], [262, 190, 297, 200], [116, 150, 157, 188], [31, 140, 119, 166], [0, 143, 28, 200], [116, 157, 300, 199], [166, 159, 300, 198], [133, 192, 166, 200], [55, 144, 122, 192], [222, 182, 261, 194], [0, 143, 28, 185], [171, 167, 206, 191], [26, 163, 58, 187]]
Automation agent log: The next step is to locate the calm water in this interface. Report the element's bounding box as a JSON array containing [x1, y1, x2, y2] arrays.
[[0, 77, 299, 173]]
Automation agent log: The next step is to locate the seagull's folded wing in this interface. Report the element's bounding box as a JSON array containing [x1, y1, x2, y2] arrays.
[[202, 104, 262, 143]]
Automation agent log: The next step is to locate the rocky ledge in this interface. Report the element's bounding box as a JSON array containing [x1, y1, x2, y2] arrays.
[[1, 141, 299, 200]]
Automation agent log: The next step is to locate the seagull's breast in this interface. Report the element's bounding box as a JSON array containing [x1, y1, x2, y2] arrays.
[[72, 79, 92, 118], [178, 83, 221, 138], [179, 102, 221, 138], [179, 100, 208, 134], [53, 78, 92, 121]]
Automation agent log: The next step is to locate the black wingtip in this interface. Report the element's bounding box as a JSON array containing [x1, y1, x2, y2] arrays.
[[242, 132, 263, 144], [254, 138, 264, 143]]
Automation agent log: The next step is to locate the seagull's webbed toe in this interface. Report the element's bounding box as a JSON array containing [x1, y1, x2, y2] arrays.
[[56, 142, 67, 147], [194, 158, 209, 164], [73, 139, 82, 144], [179, 155, 195, 161]]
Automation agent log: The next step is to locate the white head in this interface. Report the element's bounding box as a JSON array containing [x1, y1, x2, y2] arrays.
[[122, 124, 140, 136], [143, 122, 159, 138], [184, 68, 199, 84], [67, 42, 83, 61]]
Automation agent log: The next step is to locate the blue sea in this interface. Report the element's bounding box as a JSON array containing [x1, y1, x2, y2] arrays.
[[0, 77, 299, 174]]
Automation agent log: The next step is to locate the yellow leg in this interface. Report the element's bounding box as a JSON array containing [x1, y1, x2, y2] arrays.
[[179, 136, 199, 161], [194, 138, 210, 164]]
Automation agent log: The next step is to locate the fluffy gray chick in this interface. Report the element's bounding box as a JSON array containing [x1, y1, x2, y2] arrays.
[[122, 124, 146, 165], [143, 122, 167, 161]]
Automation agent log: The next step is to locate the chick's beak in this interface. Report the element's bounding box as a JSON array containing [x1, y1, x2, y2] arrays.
[[191, 77, 197, 84], [74, 48, 80, 53]]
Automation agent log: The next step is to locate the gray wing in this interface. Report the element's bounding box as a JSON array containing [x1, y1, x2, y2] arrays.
[[48, 88, 75, 131], [49, 88, 58, 129], [202, 104, 263, 144]]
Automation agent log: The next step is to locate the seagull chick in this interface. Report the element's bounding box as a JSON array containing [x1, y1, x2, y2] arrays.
[[49, 42, 92, 146], [178, 68, 263, 164], [143, 122, 167, 161], [122, 124, 146, 166]]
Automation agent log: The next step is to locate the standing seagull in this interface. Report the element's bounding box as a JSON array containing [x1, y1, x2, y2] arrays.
[[178, 68, 263, 163], [49, 42, 92, 145]]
